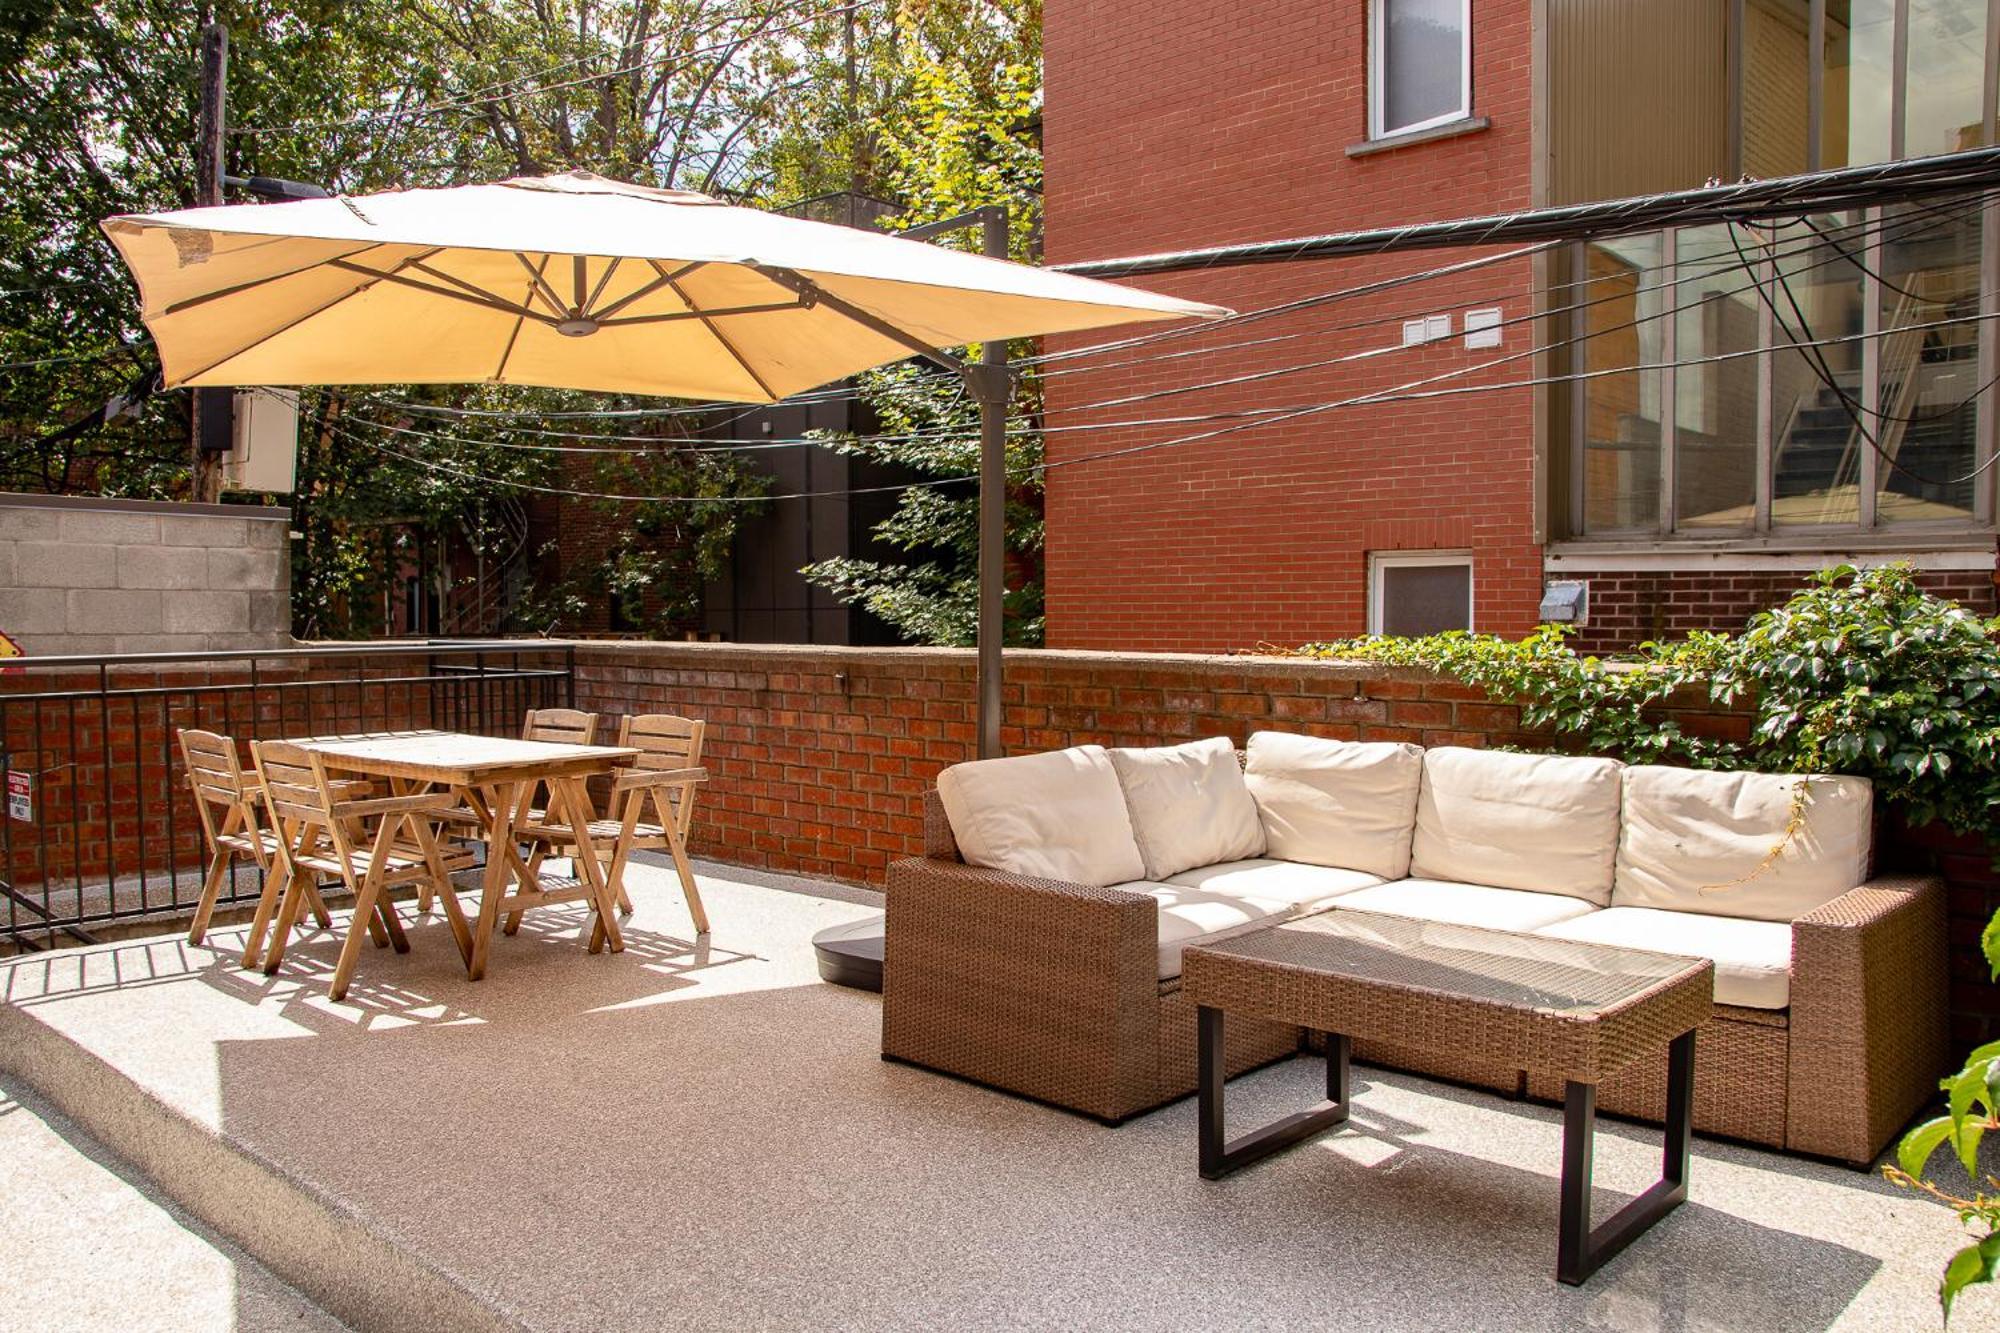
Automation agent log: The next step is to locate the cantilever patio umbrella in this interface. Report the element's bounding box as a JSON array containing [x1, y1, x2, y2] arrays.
[[102, 171, 1230, 757]]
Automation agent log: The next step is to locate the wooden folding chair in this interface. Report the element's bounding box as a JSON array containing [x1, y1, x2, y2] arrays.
[[420, 707, 600, 914], [178, 728, 333, 963], [520, 714, 710, 937], [251, 739, 475, 1002]]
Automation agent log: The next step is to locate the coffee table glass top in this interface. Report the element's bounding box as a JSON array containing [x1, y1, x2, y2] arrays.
[[1187, 910, 1708, 1018]]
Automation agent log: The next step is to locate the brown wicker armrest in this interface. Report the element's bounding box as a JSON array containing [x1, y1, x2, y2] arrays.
[[881, 855, 1164, 1121], [1785, 873, 1950, 1165]]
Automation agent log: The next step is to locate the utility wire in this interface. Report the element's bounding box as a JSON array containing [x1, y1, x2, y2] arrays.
[[338, 201, 1969, 456]]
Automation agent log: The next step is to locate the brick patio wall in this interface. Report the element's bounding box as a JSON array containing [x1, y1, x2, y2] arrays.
[[569, 640, 2000, 1046]]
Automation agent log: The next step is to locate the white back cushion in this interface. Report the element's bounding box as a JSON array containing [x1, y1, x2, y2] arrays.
[[1106, 737, 1266, 880], [1244, 732, 1423, 878], [936, 745, 1145, 887], [1410, 747, 1625, 904], [1613, 766, 1873, 922]]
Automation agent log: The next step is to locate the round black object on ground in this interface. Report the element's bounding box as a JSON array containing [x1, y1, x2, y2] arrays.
[[813, 913, 884, 991]]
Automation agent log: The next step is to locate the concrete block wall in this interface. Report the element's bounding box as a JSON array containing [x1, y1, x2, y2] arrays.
[[0, 494, 292, 656]]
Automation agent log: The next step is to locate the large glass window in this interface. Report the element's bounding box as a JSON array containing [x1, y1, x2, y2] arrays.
[[1768, 213, 1869, 525], [1905, 0, 1990, 159], [1823, 0, 1898, 167], [1370, 0, 1471, 139], [1675, 227, 1765, 529], [1570, 202, 1993, 538], [1878, 202, 1982, 522], [1580, 236, 1666, 533]]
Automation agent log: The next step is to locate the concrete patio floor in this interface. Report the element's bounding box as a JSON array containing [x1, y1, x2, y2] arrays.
[[0, 857, 1992, 1333]]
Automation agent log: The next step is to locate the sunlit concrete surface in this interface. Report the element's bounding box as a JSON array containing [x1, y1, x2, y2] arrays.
[[0, 856, 1990, 1333]]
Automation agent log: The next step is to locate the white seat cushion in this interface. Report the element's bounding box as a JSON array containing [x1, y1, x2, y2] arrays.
[[1614, 766, 1873, 922], [1331, 877, 1598, 932], [1537, 906, 1794, 1009], [1410, 748, 1625, 905], [1146, 859, 1383, 979], [1108, 737, 1266, 880], [936, 745, 1144, 887], [1244, 731, 1423, 878]]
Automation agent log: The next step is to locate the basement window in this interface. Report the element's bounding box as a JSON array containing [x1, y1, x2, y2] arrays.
[[1370, 0, 1473, 140], [1370, 551, 1474, 636]]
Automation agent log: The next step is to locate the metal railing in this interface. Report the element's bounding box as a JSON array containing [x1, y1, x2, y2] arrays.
[[0, 641, 574, 950]]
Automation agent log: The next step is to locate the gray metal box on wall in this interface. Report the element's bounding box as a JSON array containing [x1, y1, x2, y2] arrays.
[[226, 389, 298, 494]]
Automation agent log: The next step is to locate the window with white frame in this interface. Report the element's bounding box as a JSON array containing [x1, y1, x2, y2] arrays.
[[1370, 0, 1472, 140], [1370, 551, 1474, 636]]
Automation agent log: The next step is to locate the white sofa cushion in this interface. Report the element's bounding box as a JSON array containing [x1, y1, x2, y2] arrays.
[[936, 745, 1144, 887], [1107, 737, 1267, 880], [1537, 906, 1794, 1009], [1243, 731, 1423, 878], [1332, 877, 1598, 932], [1410, 748, 1625, 905], [1146, 859, 1383, 979], [1614, 767, 1873, 922]]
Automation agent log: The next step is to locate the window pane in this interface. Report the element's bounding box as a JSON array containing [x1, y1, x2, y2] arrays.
[[1878, 202, 1982, 523], [1379, 562, 1472, 636], [1823, 1, 1897, 167], [1905, 0, 1989, 158], [1770, 213, 1868, 526], [1381, 0, 1466, 135], [1742, 0, 1812, 178], [1580, 236, 1665, 532], [1674, 226, 1762, 530]]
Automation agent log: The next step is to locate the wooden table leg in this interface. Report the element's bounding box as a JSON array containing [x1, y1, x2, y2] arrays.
[[555, 775, 622, 955], [467, 780, 532, 981]]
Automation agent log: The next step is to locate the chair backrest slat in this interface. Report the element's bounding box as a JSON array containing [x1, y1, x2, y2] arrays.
[[179, 728, 253, 806], [618, 713, 704, 772], [523, 707, 599, 746]]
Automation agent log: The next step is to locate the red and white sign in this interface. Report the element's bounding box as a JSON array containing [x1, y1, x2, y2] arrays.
[[7, 769, 32, 823]]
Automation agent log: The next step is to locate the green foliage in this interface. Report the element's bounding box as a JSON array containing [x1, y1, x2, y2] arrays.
[[1298, 624, 1735, 766], [1300, 563, 2000, 1320], [5, 1, 1035, 638], [588, 448, 771, 637], [799, 1, 1045, 646]]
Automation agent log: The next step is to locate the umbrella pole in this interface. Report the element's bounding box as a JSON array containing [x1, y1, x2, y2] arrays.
[[975, 206, 1010, 761]]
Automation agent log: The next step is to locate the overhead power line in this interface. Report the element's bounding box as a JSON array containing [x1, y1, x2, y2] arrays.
[[1050, 145, 2000, 278]]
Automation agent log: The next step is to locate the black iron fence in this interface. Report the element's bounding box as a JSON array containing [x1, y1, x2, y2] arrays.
[[0, 642, 574, 949]]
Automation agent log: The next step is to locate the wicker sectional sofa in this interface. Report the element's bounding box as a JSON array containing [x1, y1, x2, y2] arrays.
[[881, 733, 1949, 1165]]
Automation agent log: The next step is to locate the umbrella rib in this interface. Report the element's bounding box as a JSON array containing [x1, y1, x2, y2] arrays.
[[582, 256, 624, 316], [492, 254, 549, 383], [590, 261, 703, 322], [653, 260, 779, 401], [514, 253, 573, 318], [159, 241, 390, 317], [406, 260, 541, 310], [325, 260, 555, 323], [598, 299, 803, 326], [170, 247, 448, 386], [750, 264, 965, 375]]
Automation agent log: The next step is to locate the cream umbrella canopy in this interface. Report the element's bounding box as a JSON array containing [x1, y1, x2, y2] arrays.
[[101, 171, 1231, 759], [100, 171, 1226, 398]]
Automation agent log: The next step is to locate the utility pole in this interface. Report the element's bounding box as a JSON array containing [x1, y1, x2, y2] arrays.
[[190, 19, 230, 504]]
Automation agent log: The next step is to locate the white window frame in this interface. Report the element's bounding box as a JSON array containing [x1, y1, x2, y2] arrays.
[[1368, 550, 1475, 635], [1368, 0, 1474, 141]]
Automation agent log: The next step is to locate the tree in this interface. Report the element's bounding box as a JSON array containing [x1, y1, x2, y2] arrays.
[[799, 0, 1046, 645]]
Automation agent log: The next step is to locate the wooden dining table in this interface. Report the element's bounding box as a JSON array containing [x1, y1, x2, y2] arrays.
[[290, 730, 640, 980]]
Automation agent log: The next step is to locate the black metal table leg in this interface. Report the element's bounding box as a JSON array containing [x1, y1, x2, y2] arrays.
[[1197, 1006, 1351, 1180], [1556, 1028, 1696, 1285]]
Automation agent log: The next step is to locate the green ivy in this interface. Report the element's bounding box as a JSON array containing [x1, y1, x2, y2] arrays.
[[1297, 563, 2000, 1320]]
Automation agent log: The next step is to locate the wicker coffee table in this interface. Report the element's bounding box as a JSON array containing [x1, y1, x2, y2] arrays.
[[1182, 910, 1714, 1285]]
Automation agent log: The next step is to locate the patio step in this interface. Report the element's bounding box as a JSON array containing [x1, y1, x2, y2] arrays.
[[0, 1078, 352, 1332], [0, 960, 528, 1333]]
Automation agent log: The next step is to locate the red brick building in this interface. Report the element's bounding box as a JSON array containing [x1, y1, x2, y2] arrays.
[[1042, 0, 2000, 653]]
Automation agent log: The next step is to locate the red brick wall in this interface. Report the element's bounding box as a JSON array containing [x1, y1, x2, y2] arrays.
[[570, 640, 1994, 1042], [1040, 0, 1545, 651], [1565, 563, 2000, 655]]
